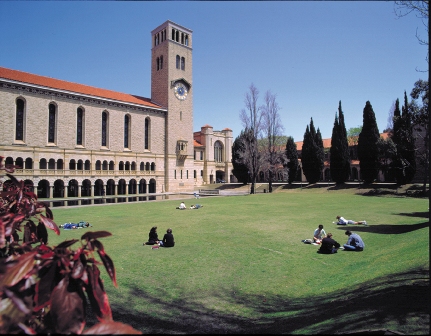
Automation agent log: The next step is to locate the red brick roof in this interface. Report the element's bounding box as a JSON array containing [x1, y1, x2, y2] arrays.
[[295, 133, 390, 151], [0, 66, 163, 109]]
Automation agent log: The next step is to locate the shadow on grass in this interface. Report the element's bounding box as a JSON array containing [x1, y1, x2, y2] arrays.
[[334, 221, 429, 235], [396, 212, 429, 219], [104, 268, 429, 334]]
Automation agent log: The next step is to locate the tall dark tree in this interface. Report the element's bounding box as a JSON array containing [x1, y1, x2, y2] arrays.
[[330, 101, 351, 184], [285, 136, 299, 183], [232, 131, 250, 184], [392, 93, 417, 184], [358, 101, 380, 184], [301, 118, 324, 184], [410, 79, 429, 192]]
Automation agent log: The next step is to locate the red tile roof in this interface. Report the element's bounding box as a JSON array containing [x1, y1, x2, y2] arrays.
[[0, 66, 164, 110], [295, 133, 390, 151], [193, 139, 203, 147]]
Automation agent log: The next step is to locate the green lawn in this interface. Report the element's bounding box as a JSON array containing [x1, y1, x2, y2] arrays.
[[48, 188, 429, 334]]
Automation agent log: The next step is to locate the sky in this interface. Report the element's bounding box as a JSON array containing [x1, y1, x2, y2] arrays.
[[0, 1, 428, 142]]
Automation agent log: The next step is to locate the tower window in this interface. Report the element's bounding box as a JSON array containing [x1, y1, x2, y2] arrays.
[[160, 55, 163, 69], [181, 57, 185, 70], [102, 111, 108, 147], [176, 55, 180, 69], [15, 98, 25, 141], [48, 103, 56, 143], [145, 117, 150, 150], [124, 114, 130, 149], [77, 107, 83, 145]]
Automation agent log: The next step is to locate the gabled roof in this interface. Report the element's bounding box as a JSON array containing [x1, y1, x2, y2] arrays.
[[0, 66, 164, 110]]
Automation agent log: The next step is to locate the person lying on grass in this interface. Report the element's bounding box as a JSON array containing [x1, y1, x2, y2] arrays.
[[334, 216, 367, 226]]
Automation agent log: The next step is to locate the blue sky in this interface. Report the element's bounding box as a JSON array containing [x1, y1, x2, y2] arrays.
[[0, 1, 428, 142]]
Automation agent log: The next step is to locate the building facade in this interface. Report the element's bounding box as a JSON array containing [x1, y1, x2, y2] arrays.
[[0, 20, 233, 200]]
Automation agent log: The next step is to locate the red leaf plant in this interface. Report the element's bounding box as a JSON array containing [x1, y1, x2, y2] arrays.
[[0, 156, 141, 334]]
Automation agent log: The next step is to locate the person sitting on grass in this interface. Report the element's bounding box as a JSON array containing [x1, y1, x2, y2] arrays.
[[159, 228, 175, 248], [335, 216, 367, 226], [313, 224, 326, 244], [144, 226, 160, 245], [176, 202, 186, 210], [343, 230, 365, 252], [317, 233, 341, 254]]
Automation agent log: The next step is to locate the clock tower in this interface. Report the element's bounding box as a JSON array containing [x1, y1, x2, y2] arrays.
[[151, 20, 194, 192]]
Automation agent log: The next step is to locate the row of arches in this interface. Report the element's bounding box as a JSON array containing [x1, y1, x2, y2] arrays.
[[6, 178, 157, 200], [3, 157, 156, 171]]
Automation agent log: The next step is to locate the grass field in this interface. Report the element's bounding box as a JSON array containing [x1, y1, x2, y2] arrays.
[[48, 187, 429, 334]]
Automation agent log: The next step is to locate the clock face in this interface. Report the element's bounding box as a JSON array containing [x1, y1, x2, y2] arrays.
[[174, 82, 188, 100]]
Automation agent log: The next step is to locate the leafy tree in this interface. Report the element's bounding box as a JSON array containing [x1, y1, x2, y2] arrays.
[[232, 131, 252, 184], [347, 126, 362, 146], [358, 101, 380, 184], [232, 127, 259, 192], [410, 79, 429, 192], [392, 93, 416, 184], [0, 157, 140, 334], [261, 90, 285, 192], [301, 118, 324, 184], [239, 83, 264, 194], [330, 101, 351, 184], [285, 136, 299, 183]]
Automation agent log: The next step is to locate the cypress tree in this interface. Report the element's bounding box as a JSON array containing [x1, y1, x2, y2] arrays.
[[285, 136, 299, 183], [231, 130, 251, 184], [301, 118, 323, 184], [330, 101, 351, 184], [358, 101, 380, 184]]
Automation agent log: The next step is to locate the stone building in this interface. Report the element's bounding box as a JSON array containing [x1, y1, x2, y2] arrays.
[[0, 20, 233, 201]]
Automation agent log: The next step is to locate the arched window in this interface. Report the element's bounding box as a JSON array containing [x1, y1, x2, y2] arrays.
[[39, 159, 47, 170], [95, 160, 101, 170], [77, 107, 84, 146], [48, 159, 55, 170], [151, 162, 155, 171], [16, 98, 25, 141], [102, 160, 108, 170], [176, 55, 180, 69], [214, 141, 223, 162], [48, 103, 56, 143], [69, 159, 76, 170], [102, 111, 108, 147], [57, 159, 63, 170], [25, 157, 32, 169], [171, 28, 175, 40], [124, 115, 130, 149], [176, 30, 179, 42], [145, 118, 150, 150], [181, 57, 185, 70], [85, 160, 90, 170], [77, 160, 83, 170], [185, 35, 189, 46], [140, 162, 145, 171]]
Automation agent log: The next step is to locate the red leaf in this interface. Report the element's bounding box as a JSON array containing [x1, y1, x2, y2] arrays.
[[38, 215, 60, 235], [0, 250, 38, 288], [51, 277, 86, 334], [83, 320, 142, 334], [97, 250, 117, 287], [81, 231, 112, 241], [86, 265, 112, 321], [55, 239, 79, 249], [71, 257, 85, 279], [34, 261, 57, 310]]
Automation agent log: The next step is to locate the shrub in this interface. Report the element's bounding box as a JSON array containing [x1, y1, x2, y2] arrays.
[[0, 156, 141, 334]]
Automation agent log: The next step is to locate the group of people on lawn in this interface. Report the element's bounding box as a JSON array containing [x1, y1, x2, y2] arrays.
[[144, 226, 175, 248], [302, 215, 367, 254]]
